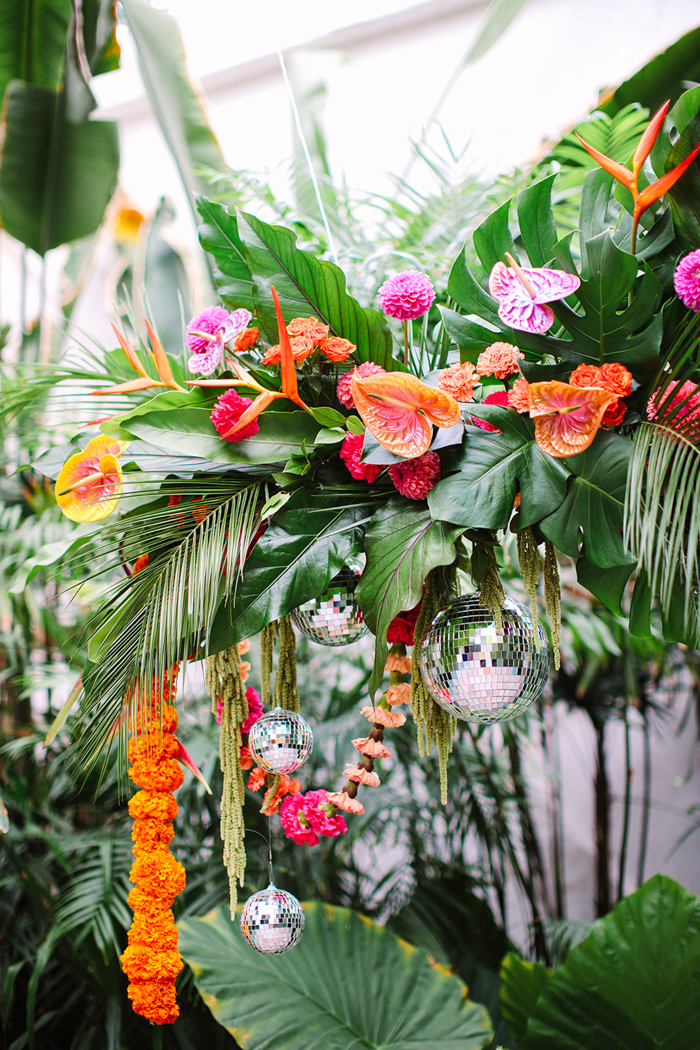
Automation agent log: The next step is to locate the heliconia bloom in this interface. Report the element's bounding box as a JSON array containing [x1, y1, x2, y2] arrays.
[[674, 249, 700, 312], [322, 336, 356, 362], [378, 270, 435, 320], [351, 372, 461, 458], [340, 433, 383, 482], [132, 553, 149, 574], [477, 342, 524, 379], [186, 307, 251, 375], [385, 653, 412, 675], [361, 706, 406, 728], [173, 736, 212, 794], [303, 789, 347, 838], [388, 450, 441, 500], [352, 737, 392, 759], [438, 360, 479, 402], [327, 791, 365, 814], [342, 765, 381, 786], [528, 380, 618, 457], [336, 361, 385, 408], [211, 389, 260, 442], [55, 435, 128, 522], [489, 256, 580, 333], [471, 390, 509, 432], [387, 682, 411, 705], [508, 377, 530, 413]]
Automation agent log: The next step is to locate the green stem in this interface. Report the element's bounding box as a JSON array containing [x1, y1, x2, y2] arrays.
[[152, 1027, 162, 1050], [403, 319, 409, 364], [616, 712, 632, 902], [637, 717, 651, 887], [628, 217, 640, 307]]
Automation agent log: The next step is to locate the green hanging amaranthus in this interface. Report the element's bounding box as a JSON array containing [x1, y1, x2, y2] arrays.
[[517, 526, 543, 628], [543, 541, 561, 670], [257, 615, 300, 813]]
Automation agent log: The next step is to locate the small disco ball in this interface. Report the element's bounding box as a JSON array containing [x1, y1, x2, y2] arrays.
[[240, 884, 305, 954], [248, 707, 313, 774], [419, 594, 550, 725], [290, 558, 368, 645]]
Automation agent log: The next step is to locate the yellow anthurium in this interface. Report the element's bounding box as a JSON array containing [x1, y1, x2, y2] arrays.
[[55, 436, 128, 522]]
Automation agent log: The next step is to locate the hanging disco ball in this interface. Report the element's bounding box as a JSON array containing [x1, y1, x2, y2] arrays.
[[240, 884, 305, 954], [419, 594, 550, 724], [248, 707, 313, 774], [290, 558, 368, 645]]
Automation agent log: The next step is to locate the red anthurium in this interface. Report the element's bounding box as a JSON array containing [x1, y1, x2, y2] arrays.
[[528, 380, 618, 458]]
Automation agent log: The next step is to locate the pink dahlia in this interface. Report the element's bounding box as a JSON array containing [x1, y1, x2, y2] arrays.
[[303, 789, 347, 838], [280, 793, 319, 846], [388, 451, 441, 500], [471, 390, 509, 433], [378, 270, 435, 321], [648, 379, 700, 427], [337, 362, 385, 409], [211, 390, 259, 442], [340, 433, 382, 482], [186, 306, 251, 375], [240, 687, 263, 734], [674, 249, 700, 312]]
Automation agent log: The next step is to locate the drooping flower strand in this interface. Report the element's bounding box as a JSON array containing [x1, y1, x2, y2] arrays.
[[259, 619, 279, 706], [206, 646, 249, 917], [517, 527, 543, 628], [409, 573, 455, 803], [120, 667, 185, 1026], [543, 541, 562, 670], [273, 615, 300, 713], [479, 559, 506, 634]]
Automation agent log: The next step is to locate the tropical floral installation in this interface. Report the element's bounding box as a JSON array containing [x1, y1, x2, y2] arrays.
[[11, 86, 700, 1025]]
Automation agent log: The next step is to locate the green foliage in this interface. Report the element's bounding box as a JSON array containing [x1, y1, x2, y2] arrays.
[[599, 26, 700, 117], [179, 901, 494, 1049], [197, 197, 255, 312], [500, 876, 700, 1049], [0, 0, 71, 97], [651, 86, 700, 253]]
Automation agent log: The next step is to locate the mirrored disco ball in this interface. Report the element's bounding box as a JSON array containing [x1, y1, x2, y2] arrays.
[[290, 559, 368, 645], [419, 594, 550, 724], [240, 884, 305, 954], [248, 707, 313, 774]]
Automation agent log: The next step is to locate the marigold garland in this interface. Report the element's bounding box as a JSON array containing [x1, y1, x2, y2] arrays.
[[120, 665, 185, 1026]]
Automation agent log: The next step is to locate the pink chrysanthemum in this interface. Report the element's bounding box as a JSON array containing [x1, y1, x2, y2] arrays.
[[378, 270, 436, 321], [211, 390, 259, 442], [342, 765, 381, 786], [471, 390, 509, 433], [327, 791, 365, 814], [388, 451, 441, 500], [438, 361, 479, 402], [337, 362, 385, 409], [240, 688, 262, 734], [508, 377, 530, 413], [674, 249, 700, 312], [477, 342, 524, 380], [340, 433, 382, 482], [303, 789, 347, 838], [280, 793, 319, 846]]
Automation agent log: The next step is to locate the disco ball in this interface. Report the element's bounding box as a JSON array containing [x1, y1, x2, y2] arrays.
[[290, 559, 368, 645], [419, 594, 550, 724], [240, 884, 305, 954], [248, 707, 313, 774]]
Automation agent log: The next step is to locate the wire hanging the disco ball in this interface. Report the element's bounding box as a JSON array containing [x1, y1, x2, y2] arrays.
[[419, 594, 550, 724], [240, 884, 305, 954], [248, 707, 313, 774], [290, 558, 368, 646]]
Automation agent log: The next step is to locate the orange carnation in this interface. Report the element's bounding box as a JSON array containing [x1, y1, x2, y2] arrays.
[[327, 791, 365, 814], [361, 706, 406, 728], [477, 342, 524, 379], [438, 361, 479, 402], [385, 653, 412, 674], [508, 377, 530, 413], [386, 682, 411, 705]]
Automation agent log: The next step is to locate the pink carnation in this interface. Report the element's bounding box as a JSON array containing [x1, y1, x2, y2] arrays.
[[303, 789, 347, 838], [211, 390, 259, 442], [340, 433, 382, 482], [280, 793, 319, 846], [241, 688, 263, 734], [337, 362, 385, 409], [378, 270, 435, 321], [388, 451, 441, 500], [674, 249, 700, 312], [471, 390, 509, 433]]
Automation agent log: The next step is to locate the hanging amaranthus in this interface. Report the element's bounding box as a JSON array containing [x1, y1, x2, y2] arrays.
[[409, 571, 454, 803], [206, 645, 249, 917], [543, 541, 562, 669], [273, 614, 300, 712], [120, 666, 186, 1026], [517, 526, 543, 627], [479, 560, 506, 633], [259, 619, 279, 706]]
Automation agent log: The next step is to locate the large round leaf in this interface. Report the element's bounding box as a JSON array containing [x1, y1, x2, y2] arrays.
[[179, 901, 494, 1050]]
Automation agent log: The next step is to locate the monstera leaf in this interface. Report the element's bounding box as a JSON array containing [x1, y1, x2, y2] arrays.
[[178, 902, 494, 1050], [499, 876, 700, 1050]]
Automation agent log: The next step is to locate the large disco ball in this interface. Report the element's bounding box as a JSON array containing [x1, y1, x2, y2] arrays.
[[240, 884, 305, 954], [419, 594, 550, 724], [248, 707, 313, 774], [290, 558, 368, 645]]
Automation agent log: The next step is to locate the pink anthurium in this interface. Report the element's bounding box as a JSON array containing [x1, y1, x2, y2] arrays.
[[350, 371, 461, 458], [489, 252, 581, 334]]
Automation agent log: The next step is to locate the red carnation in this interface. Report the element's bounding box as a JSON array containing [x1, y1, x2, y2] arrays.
[[340, 433, 382, 482], [211, 390, 259, 442], [387, 598, 423, 644], [471, 390, 509, 433]]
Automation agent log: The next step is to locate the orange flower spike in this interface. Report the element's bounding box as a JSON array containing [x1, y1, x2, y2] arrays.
[[634, 139, 700, 221], [574, 133, 637, 193], [351, 371, 460, 458], [111, 323, 149, 376], [632, 100, 670, 179], [270, 285, 312, 414], [144, 319, 185, 391]]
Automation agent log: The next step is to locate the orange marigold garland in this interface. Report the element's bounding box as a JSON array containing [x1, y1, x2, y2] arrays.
[[121, 665, 185, 1026]]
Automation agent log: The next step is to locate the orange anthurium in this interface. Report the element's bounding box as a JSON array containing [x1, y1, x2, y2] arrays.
[[351, 372, 461, 458], [575, 100, 700, 253], [528, 380, 618, 458], [55, 435, 128, 521], [92, 323, 185, 396], [187, 285, 312, 437]]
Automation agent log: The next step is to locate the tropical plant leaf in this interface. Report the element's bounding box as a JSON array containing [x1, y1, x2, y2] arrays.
[[207, 486, 373, 653], [538, 432, 634, 567], [517, 173, 558, 268], [575, 557, 634, 617], [236, 211, 399, 370], [651, 85, 700, 254], [499, 954, 552, 1043], [513, 875, 700, 1049], [356, 500, 464, 695], [0, 0, 71, 101], [599, 26, 700, 118], [428, 406, 570, 531], [178, 902, 494, 1050], [196, 196, 255, 312]]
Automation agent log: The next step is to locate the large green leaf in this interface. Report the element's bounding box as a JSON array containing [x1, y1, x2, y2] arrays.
[[356, 500, 464, 694], [599, 26, 700, 118], [196, 196, 254, 312], [652, 86, 700, 254], [499, 954, 552, 1043], [538, 432, 634, 568], [514, 875, 700, 1049], [179, 902, 494, 1050], [517, 174, 558, 268], [428, 406, 570, 531], [0, 0, 71, 100], [575, 557, 634, 617], [0, 81, 119, 253], [237, 211, 398, 369], [208, 487, 372, 651]]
